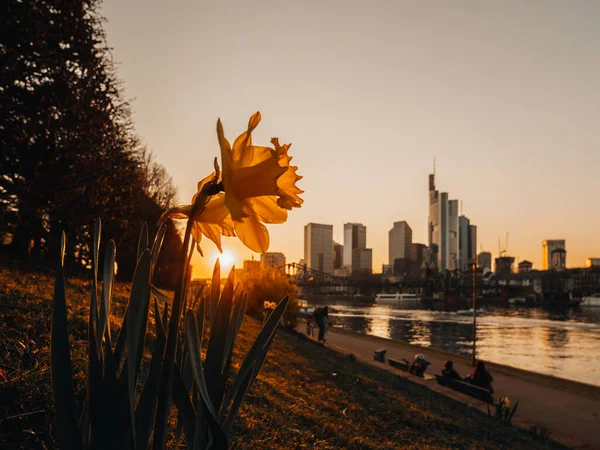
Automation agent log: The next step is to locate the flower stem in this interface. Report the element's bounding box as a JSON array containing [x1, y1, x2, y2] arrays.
[[153, 180, 218, 449]]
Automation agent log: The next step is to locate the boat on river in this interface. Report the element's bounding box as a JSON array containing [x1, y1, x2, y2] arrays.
[[581, 293, 600, 306], [375, 293, 421, 304], [456, 308, 486, 316], [508, 297, 527, 305]]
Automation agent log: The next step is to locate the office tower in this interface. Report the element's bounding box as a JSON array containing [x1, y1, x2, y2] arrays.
[[343, 223, 372, 273], [428, 172, 459, 271], [458, 217, 478, 270], [304, 223, 334, 274], [389, 221, 412, 267], [333, 241, 344, 270], [542, 240, 566, 270]]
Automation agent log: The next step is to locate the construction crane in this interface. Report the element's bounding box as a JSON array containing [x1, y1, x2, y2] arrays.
[[498, 232, 510, 257]]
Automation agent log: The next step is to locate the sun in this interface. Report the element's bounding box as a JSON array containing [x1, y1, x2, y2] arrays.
[[210, 248, 237, 272]]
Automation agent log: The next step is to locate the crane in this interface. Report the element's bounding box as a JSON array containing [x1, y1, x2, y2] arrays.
[[498, 232, 510, 258]]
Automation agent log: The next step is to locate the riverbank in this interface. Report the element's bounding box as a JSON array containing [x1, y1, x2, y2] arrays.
[[300, 321, 600, 449], [0, 265, 573, 448]]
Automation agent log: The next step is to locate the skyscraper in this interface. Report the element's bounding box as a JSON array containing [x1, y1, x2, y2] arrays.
[[333, 241, 344, 270], [304, 223, 333, 274], [343, 223, 372, 273], [458, 217, 478, 270], [542, 240, 566, 270], [389, 221, 412, 266], [469, 225, 477, 264], [428, 172, 459, 271]]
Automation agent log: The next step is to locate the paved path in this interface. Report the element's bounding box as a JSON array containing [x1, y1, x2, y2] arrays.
[[299, 322, 600, 449]]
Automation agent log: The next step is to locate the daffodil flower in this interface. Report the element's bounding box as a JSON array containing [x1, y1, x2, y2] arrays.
[[161, 112, 303, 255], [217, 112, 303, 253]]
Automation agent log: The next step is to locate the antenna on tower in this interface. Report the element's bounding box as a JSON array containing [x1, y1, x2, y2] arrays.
[[461, 200, 463, 215], [433, 156, 436, 176]]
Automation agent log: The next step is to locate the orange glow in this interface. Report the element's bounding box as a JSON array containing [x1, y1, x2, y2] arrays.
[[209, 248, 237, 273]]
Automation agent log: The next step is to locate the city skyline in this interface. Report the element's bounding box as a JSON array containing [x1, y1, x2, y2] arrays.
[[100, 0, 600, 278]]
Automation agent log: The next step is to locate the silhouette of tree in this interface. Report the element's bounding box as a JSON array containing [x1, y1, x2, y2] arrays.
[[1, 0, 181, 281]]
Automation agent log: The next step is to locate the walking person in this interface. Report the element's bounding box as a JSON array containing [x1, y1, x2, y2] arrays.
[[313, 306, 329, 343]]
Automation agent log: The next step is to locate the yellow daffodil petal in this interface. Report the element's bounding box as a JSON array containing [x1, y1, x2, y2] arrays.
[[191, 222, 204, 256], [232, 111, 262, 168], [225, 190, 247, 222], [191, 172, 217, 205], [217, 118, 233, 192], [199, 222, 224, 253], [198, 194, 230, 224], [231, 158, 286, 200], [245, 196, 288, 224], [234, 214, 270, 254], [159, 204, 192, 223], [221, 216, 236, 237]]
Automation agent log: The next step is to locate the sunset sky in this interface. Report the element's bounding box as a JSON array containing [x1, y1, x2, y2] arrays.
[[101, 0, 600, 278]]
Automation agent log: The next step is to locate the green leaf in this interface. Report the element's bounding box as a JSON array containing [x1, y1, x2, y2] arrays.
[[98, 239, 116, 351], [151, 284, 169, 306], [126, 249, 152, 445], [185, 309, 227, 450], [223, 328, 277, 435], [172, 363, 196, 446], [138, 222, 149, 263], [135, 298, 168, 449], [220, 295, 289, 422], [209, 259, 220, 330], [204, 268, 234, 411], [150, 223, 167, 276], [51, 232, 82, 450]]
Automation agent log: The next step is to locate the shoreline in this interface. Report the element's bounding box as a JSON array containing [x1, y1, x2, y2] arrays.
[[302, 321, 600, 449], [331, 325, 600, 397]]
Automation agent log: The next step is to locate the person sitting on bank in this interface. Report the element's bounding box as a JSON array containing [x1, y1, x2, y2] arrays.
[[409, 354, 430, 376], [465, 361, 494, 393], [441, 360, 462, 380]]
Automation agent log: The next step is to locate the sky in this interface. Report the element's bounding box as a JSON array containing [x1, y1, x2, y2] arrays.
[[101, 0, 600, 278]]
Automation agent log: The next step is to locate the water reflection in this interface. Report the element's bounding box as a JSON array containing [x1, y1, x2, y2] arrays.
[[317, 300, 600, 387]]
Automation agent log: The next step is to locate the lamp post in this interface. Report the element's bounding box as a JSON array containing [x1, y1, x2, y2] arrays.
[[472, 261, 477, 367]]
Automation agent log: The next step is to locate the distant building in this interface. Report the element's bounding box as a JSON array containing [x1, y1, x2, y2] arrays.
[[243, 259, 260, 273], [382, 264, 393, 275], [304, 223, 334, 274], [428, 172, 459, 271], [550, 248, 566, 270], [409, 243, 427, 278], [353, 248, 372, 275], [469, 225, 477, 264], [344, 222, 372, 273], [458, 216, 478, 271], [478, 251, 492, 270], [542, 240, 566, 270], [518, 260, 533, 273], [389, 221, 412, 267], [586, 258, 600, 268], [260, 252, 285, 270], [333, 241, 344, 270], [334, 267, 351, 277], [495, 256, 515, 275]]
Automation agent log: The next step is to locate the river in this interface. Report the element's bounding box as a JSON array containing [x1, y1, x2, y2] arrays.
[[305, 297, 600, 387]]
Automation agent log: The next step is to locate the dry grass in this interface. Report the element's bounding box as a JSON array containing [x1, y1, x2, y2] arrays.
[[0, 265, 566, 449]]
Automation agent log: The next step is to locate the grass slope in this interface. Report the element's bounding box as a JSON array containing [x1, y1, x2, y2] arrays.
[[0, 265, 565, 449]]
